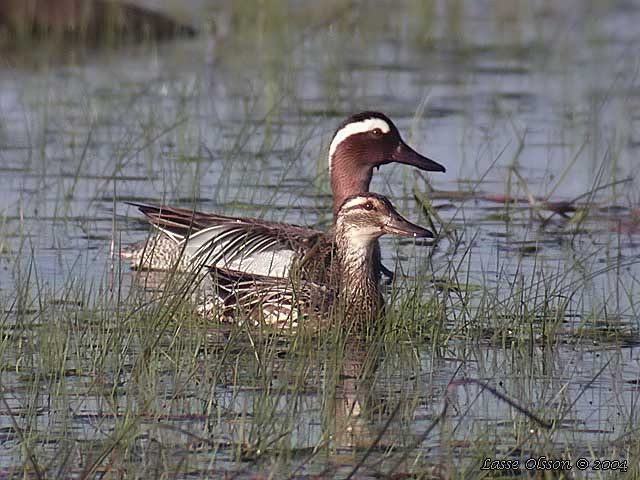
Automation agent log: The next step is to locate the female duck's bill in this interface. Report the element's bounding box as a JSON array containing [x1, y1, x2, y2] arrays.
[[122, 111, 445, 276], [206, 193, 433, 329]]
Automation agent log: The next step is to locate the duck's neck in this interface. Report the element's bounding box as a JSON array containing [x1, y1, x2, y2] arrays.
[[332, 227, 383, 324], [330, 160, 373, 216]]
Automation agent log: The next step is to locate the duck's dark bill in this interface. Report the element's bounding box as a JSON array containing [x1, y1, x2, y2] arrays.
[[382, 214, 434, 238], [391, 140, 446, 173]]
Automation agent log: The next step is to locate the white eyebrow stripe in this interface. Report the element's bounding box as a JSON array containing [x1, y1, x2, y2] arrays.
[[328, 118, 391, 170], [340, 196, 368, 210]]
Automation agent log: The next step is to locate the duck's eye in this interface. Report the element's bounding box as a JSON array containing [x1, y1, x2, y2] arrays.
[[364, 202, 374, 211], [371, 128, 383, 137]]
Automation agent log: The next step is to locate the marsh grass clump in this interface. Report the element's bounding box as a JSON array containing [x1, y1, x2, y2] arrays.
[[3, 200, 640, 477], [3, 137, 639, 478], [1, 259, 217, 476], [0, 250, 448, 477]]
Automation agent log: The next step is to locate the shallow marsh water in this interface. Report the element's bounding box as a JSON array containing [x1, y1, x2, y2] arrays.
[[1, 0, 640, 478]]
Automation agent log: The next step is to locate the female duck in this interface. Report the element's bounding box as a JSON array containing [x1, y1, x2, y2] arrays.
[[122, 111, 444, 277], [208, 193, 432, 328]]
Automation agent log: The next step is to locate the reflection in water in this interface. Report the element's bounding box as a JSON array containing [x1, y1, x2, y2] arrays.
[[326, 337, 385, 453]]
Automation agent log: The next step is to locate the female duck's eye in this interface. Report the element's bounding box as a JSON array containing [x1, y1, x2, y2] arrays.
[[364, 202, 374, 211], [371, 128, 383, 137]]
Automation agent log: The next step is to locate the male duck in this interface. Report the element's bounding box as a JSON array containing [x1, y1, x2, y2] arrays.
[[208, 193, 433, 328], [121, 111, 445, 278]]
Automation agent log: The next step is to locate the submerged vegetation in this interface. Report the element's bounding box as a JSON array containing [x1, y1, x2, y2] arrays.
[[1, 0, 639, 478]]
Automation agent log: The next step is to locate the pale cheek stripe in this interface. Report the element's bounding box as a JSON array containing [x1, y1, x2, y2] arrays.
[[328, 118, 391, 169]]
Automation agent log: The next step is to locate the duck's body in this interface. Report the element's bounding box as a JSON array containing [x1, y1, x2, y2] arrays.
[[120, 205, 321, 275], [121, 112, 445, 278], [208, 193, 433, 328]]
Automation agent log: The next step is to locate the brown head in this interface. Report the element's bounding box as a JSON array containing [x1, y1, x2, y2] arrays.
[[332, 193, 433, 324], [328, 111, 445, 215], [335, 193, 433, 251]]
